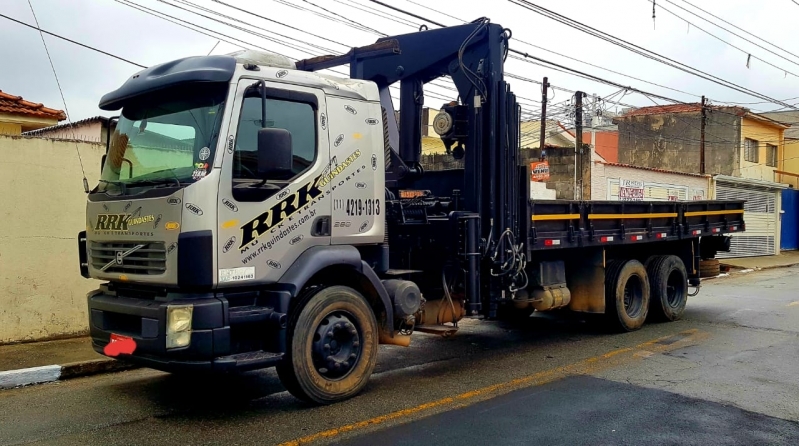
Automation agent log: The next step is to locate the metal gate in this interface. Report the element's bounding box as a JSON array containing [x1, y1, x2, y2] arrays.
[[781, 188, 799, 250], [716, 184, 778, 257]]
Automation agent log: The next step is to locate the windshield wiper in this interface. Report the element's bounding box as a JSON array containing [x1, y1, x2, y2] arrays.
[[126, 178, 182, 188], [127, 168, 183, 188], [97, 179, 127, 195]]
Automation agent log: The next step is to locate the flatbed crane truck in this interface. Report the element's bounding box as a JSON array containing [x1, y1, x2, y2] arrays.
[[80, 18, 743, 404]]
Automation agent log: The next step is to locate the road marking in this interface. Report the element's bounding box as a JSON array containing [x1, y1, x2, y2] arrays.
[[788, 301, 799, 307], [279, 329, 705, 446]]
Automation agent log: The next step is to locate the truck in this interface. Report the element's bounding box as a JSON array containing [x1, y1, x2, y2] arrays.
[[80, 18, 744, 404]]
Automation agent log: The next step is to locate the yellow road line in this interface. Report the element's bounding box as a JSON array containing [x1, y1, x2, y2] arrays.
[[787, 301, 799, 307], [684, 209, 745, 217], [531, 214, 581, 221], [279, 329, 705, 446]]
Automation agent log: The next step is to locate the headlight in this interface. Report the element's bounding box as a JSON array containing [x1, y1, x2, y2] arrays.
[[166, 304, 193, 349]]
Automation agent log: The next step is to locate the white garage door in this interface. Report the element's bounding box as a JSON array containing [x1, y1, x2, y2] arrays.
[[715, 184, 777, 257]]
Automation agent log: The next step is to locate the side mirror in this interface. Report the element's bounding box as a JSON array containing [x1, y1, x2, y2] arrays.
[[257, 128, 293, 179]]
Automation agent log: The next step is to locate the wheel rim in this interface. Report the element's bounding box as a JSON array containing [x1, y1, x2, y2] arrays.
[[623, 275, 644, 318], [666, 269, 685, 308], [311, 311, 361, 380]]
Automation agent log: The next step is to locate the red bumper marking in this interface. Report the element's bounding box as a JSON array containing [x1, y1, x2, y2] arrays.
[[631, 235, 643, 241], [657, 232, 667, 239], [104, 333, 137, 357]]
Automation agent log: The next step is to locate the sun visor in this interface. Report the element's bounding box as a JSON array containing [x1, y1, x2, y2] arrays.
[[99, 55, 237, 111]]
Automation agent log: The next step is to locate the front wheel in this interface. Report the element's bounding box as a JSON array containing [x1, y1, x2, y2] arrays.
[[277, 285, 379, 404]]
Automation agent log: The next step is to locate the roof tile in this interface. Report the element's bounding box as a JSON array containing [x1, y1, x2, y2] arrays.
[[0, 90, 66, 120]]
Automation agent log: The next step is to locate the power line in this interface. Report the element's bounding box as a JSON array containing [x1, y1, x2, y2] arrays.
[[677, 0, 799, 66], [394, 0, 701, 99], [25, 0, 87, 187], [0, 12, 145, 68], [508, 0, 799, 110], [655, 0, 799, 77]]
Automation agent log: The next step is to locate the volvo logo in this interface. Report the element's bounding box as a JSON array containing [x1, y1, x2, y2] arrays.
[[115, 251, 124, 265]]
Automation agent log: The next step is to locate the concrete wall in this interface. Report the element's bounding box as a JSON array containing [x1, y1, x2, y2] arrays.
[[32, 121, 105, 143], [740, 116, 784, 183], [0, 135, 104, 344], [420, 145, 590, 200], [616, 109, 741, 176], [592, 162, 711, 201]]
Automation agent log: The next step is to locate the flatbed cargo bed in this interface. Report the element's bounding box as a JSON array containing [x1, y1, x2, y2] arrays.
[[527, 199, 745, 252]]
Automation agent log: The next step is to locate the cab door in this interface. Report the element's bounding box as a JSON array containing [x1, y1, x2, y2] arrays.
[[216, 78, 331, 286]]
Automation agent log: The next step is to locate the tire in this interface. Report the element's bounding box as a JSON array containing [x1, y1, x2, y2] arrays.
[[276, 285, 379, 405], [604, 259, 650, 332], [699, 258, 720, 278], [645, 255, 688, 322]]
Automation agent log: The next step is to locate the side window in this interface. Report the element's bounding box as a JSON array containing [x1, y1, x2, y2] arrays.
[[232, 93, 317, 202]]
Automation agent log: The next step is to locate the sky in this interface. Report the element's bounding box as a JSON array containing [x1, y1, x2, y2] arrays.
[[2, 0, 799, 126]]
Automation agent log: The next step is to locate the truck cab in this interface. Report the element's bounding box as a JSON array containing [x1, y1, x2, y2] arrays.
[[83, 50, 394, 400]]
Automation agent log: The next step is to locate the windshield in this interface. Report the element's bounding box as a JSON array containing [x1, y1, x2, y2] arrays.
[[96, 83, 228, 194]]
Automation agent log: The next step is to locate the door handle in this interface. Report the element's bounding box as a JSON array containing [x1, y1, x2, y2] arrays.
[[312, 216, 331, 237]]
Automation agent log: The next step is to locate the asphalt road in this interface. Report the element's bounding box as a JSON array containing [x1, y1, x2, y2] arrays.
[[2, 267, 799, 445]]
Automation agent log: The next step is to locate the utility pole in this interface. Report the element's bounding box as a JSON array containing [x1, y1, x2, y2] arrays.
[[539, 77, 549, 160], [700, 95, 706, 174], [575, 91, 584, 200]]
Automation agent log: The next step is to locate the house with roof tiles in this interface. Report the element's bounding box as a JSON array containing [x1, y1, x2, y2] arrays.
[[0, 89, 65, 135]]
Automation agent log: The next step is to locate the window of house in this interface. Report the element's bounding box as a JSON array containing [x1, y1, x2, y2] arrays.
[[231, 92, 317, 202], [766, 144, 778, 167], [745, 138, 759, 163]]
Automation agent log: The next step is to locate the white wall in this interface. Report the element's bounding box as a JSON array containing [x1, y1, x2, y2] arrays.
[[592, 162, 710, 201], [0, 135, 104, 343]]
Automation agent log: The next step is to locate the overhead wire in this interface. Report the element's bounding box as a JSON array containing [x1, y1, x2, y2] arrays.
[[508, 0, 799, 110], [654, 0, 799, 77], [25, 0, 88, 189]]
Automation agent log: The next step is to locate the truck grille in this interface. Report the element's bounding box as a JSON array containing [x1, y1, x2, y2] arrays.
[[90, 241, 167, 275]]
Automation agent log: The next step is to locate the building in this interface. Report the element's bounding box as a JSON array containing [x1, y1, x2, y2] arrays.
[[759, 110, 799, 188], [0, 89, 65, 135], [582, 124, 619, 163], [592, 161, 711, 202], [615, 103, 790, 257], [23, 115, 115, 143]]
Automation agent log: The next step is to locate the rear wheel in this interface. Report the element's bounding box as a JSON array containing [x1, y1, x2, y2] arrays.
[[604, 259, 650, 332], [645, 255, 688, 321], [276, 285, 378, 404]]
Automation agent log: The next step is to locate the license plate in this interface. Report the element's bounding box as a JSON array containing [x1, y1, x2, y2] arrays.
[[104, 333, 137, 356]]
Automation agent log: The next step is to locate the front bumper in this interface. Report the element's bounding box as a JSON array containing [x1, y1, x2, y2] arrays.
[[88, 285, 285, 373]]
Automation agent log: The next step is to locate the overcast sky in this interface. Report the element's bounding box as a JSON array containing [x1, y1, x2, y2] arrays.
[[3, 0, 799, 124]]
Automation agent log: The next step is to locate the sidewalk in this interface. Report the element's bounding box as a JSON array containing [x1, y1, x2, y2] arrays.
[[0, 337, 137, 389], [719, 250, 799, 271]]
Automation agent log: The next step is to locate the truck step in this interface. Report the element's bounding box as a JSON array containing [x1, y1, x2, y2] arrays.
[[229, 305, 287, 327], [213, 351, 284, 372], [384, 269, 425, 276]]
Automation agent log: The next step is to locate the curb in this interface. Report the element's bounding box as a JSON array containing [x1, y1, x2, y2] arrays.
[[703, 262, 799, 281], [0, 359, 139, 390]]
